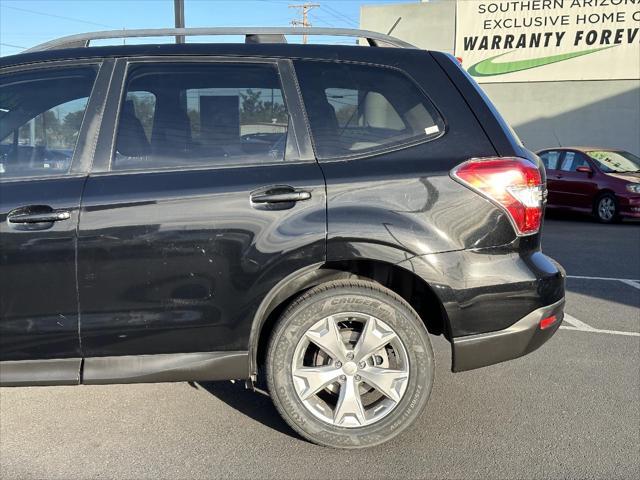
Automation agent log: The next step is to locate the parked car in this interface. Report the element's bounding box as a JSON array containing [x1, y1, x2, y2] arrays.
[[0, 27, 565, 448], [537, 147, 640, 223]]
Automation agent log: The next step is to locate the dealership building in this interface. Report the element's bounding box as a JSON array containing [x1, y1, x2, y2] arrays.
[[361, 0, 640, 155]]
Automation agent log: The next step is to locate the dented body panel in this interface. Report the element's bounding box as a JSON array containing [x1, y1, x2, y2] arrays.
[[77, 163, 326, 357]]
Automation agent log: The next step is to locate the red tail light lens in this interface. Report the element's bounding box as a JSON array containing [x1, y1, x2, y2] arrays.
[[452, 157, 544, 235], [539, 315, 558, 330]]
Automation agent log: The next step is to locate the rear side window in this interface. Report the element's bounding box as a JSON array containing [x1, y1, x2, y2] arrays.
[[113, 63, 290, 171], [0, 65, 97, 179], [295, 61, 443, 159]]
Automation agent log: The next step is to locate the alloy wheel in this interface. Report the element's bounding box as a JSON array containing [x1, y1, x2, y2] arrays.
[[291, 312, 409, 428], [598, 196, 615, 221]]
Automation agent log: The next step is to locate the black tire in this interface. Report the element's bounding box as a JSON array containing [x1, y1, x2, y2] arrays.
[[594, 193, 620, 223], [266, 279, 434, 448]]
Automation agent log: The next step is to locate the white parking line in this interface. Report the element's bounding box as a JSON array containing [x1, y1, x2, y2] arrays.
[[567, 275, 640, 290], [563, 313, 596, 331], [561, 313, 640, 337], [619, 280, 640, 290]]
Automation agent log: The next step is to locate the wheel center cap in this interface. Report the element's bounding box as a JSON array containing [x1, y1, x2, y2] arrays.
[[343, 361, 358, 376]]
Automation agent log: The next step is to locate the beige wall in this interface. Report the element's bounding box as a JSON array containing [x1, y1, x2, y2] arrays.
[[484, 80, 640, 154], [360, 1, 456, 55]]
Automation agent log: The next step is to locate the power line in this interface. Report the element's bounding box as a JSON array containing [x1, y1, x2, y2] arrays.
[[318, 7, 358, 27], [308, 12, 335, 28], [0, 42, 26, 50], [0, 4, 114, 29], [322, 4, 359, 27], [324, 3, 358, 22]]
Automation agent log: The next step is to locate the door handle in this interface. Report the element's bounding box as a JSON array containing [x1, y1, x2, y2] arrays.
[[251, 190, 311, 204], [8, 210, 71, 224]]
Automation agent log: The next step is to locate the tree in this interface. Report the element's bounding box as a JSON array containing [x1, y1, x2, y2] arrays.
[[60, 110, 85, 147], [239, 89, 288, 124]]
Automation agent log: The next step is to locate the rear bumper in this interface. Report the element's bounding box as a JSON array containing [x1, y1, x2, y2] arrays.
[[452, 298, 564, 372]]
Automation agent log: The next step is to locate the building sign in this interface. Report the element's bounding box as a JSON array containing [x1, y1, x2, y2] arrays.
[[454, 0, 640, 82]]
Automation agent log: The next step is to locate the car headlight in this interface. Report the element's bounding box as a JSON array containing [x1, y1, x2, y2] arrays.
[[626, 183, 640, 193]]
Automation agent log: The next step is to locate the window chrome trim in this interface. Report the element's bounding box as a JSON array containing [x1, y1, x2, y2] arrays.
[[0, 173, 87, 184], [88, 158, 317, 178], [0, 58, 102, 75]]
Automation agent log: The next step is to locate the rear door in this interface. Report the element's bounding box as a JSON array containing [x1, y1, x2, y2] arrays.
[[0, 61, 106, 369], [77, 58, 326, 358], [539, 150, 563, 206]]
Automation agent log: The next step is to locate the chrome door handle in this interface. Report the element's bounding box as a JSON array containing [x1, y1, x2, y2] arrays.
[[251, 191, 311, 204], [8, 210, 71, 223]]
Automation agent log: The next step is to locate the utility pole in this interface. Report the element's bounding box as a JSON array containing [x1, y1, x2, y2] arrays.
[[289, 3, 319, 44], [174, 0, 185, 44]]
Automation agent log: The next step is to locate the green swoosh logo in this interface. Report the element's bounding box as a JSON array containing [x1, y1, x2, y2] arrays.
[[467, 46, 616, 77]]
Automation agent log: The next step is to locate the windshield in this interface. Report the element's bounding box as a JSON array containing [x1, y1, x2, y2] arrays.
[[587, 150, 640, 173]]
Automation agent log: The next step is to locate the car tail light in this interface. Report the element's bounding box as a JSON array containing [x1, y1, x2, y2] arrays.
[[451, 157, 544, 236]]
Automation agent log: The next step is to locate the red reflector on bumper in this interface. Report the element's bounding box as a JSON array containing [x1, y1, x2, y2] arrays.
[[539, 315, 558, 330]]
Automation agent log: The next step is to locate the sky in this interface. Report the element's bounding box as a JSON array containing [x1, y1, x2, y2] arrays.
[[0, 0, 415, 56]]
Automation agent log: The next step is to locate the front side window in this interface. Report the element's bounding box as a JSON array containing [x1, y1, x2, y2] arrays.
[[113, 63, 290, 171], [560, 151, 589, 172], [295, 61, 443, 159], [0, 66, 98, 179]]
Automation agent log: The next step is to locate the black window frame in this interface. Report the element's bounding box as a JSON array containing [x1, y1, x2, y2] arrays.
[[0, 59, 107, 183], [293, 59, 446, 162], [91, 56, 313, 176]]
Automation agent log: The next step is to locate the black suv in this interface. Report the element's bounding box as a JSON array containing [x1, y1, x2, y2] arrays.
[[0, 28, 565, 448]]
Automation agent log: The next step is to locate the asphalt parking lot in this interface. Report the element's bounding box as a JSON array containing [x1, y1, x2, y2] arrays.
[[1, 214, 638, 480]]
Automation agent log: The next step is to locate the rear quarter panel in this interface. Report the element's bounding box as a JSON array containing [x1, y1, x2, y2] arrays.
[[316, 51, 517, 261]]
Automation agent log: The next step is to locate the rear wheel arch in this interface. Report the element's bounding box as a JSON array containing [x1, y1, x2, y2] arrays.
[[250, 258, 451, 381]]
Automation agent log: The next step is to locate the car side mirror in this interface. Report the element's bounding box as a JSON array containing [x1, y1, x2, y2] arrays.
[[576, 166, 593, 175]]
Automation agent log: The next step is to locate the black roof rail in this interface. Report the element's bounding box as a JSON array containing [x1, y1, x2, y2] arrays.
[[25, 27, 417, 53]]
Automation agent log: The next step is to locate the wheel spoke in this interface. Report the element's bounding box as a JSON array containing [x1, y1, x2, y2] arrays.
[[358, 367, 408, 403], [353, 316, 398, 362], [293, 366, 342, 400], [304, 316, 347, 362], [334, 376, 366, 426]]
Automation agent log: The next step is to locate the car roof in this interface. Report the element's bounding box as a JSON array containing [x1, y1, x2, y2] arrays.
[[0, 42, 427, 70]]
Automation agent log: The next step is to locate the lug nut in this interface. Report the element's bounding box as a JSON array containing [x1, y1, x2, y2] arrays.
[[359, 361, 366, 368], [355, 375, 361, 381], [335, 361, 342, 368], [346, 352, 354, 360]]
